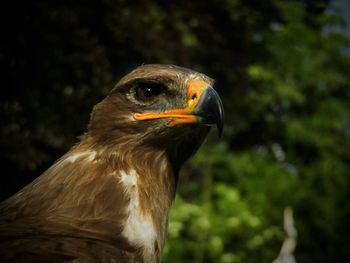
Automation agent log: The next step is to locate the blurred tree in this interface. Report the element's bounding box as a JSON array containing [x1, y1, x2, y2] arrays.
[[1, 0, 349, 262]]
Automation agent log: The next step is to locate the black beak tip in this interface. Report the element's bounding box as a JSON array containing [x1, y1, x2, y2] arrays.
[[193, 87, 224, 138], [216, 98, 224, 138]]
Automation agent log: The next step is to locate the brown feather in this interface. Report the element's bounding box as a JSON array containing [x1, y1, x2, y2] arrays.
[[0, 64, 214, 262]]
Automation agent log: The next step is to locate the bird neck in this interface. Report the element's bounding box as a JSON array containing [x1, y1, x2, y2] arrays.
[[78, 136, 177, 252]]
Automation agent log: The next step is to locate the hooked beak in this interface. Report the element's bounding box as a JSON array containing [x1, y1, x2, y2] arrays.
[[193, 87, 224, 137], [134, 80, 224, 137]]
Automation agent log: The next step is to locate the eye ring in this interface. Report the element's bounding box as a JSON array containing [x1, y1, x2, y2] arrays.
[[135, 82, 164, 102]]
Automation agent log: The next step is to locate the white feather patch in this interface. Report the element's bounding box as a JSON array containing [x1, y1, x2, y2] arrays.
[[119, 170, 157, 259], [63, 151, 96, 163]]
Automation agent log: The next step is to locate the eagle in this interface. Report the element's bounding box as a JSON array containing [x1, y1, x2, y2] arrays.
[[0, 64, 224, 262]]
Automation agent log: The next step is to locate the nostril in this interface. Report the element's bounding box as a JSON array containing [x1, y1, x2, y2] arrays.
[[192, 94, 197, 100]]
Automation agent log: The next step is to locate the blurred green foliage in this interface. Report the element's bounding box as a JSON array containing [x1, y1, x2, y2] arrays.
[[1, 0, 349, 262]]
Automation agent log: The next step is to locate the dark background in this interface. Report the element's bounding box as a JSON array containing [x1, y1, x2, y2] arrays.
[[1, 0, 349, 262]]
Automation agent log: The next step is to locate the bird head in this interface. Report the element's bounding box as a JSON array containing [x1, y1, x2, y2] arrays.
[[88, 64, 224, 162]]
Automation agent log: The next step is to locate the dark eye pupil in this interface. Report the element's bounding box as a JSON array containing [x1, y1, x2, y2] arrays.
[[143, 87, 154, 98], [136, 83, 163, 101]]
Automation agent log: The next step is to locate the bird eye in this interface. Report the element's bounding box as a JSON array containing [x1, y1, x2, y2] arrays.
[[135, 82, 164, 102]]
